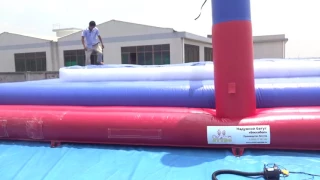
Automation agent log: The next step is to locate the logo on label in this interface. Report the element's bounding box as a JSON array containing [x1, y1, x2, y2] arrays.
[[212, 129, 232, 143]]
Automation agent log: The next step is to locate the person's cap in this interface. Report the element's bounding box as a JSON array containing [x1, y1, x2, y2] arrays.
[[89, 21, 96, 27]]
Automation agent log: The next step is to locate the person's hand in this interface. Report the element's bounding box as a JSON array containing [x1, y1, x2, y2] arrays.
[[84, 46, 87, 51], [101, 44, 104, 49]]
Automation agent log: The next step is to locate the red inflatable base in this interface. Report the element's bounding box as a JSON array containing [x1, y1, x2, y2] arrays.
[[0, 105, 320, 156]]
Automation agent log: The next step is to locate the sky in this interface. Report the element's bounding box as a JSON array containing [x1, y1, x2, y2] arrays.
[[0, 0, 320, 58]]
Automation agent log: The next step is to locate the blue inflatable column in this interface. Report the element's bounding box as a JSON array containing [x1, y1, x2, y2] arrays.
[[212, 0, 256, 119]]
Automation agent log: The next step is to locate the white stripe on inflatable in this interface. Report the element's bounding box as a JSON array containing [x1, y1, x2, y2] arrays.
[[59, 59, 320, 82]]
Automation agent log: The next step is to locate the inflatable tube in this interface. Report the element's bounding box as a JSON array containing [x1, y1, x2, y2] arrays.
[[0, 105, 319, 151], [0, 78, 320, 108], [59, 62, 213, 82], [3, 105, 320, 114], [59, 59, 320, 82]]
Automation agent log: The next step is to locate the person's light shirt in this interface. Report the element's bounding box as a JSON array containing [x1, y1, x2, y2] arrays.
[[81, 27, 100, 49]]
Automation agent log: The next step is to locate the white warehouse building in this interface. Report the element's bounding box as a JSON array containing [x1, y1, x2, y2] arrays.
[[0, 20, 288, 72]]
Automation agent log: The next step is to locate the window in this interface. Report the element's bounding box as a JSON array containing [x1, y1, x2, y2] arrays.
[[121, 44, 170, 65], [64, 50, 85, 66], [14, 52, 47, 72], [184, 44, 199, 63], [64, 49, 101, 66], [204, 47, 213, 61]]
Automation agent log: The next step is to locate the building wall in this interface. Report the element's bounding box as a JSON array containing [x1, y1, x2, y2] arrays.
[[0, 47, 54, 72], [58, 20, 173, 42], [53, 29, 82, 38], [0, 32, 49, 46], [0, 22, 288, 73], [57, 21, 182, 66], [0, 71, 59, 83], [57, 38, 182, 66], [183, 34, 287, 62], [104, 38, 182, 64], [0, 33, 56, 72], [253, 41, 285, 59], [50, 41, 60, 70], [253, 34, 287, 59]]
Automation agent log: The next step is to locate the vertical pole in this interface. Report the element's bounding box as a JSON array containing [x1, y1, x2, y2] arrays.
[[212, 0, 256, 118]]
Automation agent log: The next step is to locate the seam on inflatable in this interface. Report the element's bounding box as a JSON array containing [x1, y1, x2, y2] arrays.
[[107, 128, 163, 139], [26, 120, 44, 140], [0, 120, 8, 137]]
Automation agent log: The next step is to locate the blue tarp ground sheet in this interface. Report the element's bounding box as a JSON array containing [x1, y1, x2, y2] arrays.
[[0, 141, 319, 180]]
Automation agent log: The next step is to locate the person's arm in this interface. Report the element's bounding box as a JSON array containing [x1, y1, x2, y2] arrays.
[[98, 35, 103, 44], [98, 35, 104, 49], [97, 29, 104, 48], [81, 30, 87, 50]]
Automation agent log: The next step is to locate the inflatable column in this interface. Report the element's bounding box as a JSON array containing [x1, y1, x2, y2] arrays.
[[212, 0, 256, 118]]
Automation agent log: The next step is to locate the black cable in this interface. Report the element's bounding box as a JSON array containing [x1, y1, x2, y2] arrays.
[[194, 0, 208, 20], [212, 170, 263, 180], [290, 171, 320, 179], [211, 164, 320, 180]]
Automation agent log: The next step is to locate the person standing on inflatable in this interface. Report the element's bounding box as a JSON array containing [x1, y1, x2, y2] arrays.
[[81, 21, 104, 65]]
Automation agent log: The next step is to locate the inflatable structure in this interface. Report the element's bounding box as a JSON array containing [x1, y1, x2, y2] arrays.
[[0, 0, 320, 156]]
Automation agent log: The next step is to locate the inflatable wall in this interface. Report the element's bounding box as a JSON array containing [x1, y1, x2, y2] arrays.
[[1, 58, 320, 155]]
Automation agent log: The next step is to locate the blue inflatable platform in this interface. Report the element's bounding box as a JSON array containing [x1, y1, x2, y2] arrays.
[[0, 77, 320, 108]]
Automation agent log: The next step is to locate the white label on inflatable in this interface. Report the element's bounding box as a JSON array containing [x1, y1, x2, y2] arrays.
[[207, 125, 270, 145]]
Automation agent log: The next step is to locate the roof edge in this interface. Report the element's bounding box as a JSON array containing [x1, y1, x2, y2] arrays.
[[1, 32, 57, 42], [58, 19, 176, 40], [183, 33, 288, 44]]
